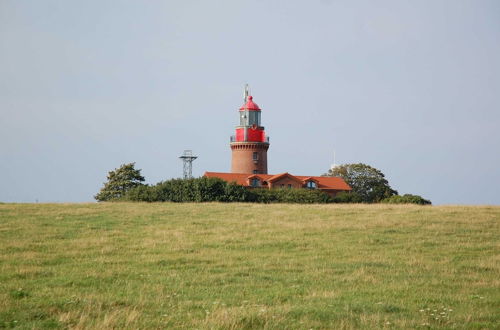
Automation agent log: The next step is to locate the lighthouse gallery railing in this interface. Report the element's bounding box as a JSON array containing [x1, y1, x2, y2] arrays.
[[230, 136, 270, 143]]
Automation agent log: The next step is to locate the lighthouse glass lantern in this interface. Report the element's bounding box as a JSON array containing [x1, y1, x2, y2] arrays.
[[233, 96, 266, 143]]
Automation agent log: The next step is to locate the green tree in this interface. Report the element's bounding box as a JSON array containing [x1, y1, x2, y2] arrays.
[[324, 163, 397, 203], [95, 163, 145, 201]]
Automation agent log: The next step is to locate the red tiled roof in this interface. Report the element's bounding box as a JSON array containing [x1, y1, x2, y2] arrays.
[[302, 176, 319, 183], [204, 172, 352, 191], [205, 172, 266, 185], [267, 172, 304, 184]]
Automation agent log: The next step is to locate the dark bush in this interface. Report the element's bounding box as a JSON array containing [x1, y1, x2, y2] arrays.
[[224, 182, 255, 202], [381, 194, 431, 205], [194, 177, 227, 202], [149, 178, 196, 202], [332, 191, 363, 203], [251, 188, 278, 203], [123, 184, 157, 202], [252, 188, 332, 204]]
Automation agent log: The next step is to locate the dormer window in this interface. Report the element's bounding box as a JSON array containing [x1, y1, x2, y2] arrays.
[[250, 178, 260, 187], [306, 180, 317, 189]]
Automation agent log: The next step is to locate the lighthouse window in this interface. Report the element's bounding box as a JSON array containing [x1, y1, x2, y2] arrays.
[[253, 152, 258, 161], [248, 112, 260, 126], [240, 112, 248, 126]]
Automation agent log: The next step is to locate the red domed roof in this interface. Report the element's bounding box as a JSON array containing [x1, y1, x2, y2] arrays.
[[239, 95, 261, 111]]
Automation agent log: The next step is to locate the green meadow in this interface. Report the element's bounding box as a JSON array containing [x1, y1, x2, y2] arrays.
[[0, 203, 498, 329]]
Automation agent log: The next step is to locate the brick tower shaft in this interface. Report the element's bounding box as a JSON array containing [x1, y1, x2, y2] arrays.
[[231, 143, 268, 174]]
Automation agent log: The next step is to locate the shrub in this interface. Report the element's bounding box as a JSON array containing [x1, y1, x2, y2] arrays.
[[194, 177, 227, 202], [251, 189, 278, 203], [252, 188, 332, 204], [332, 191, 362, 203], [123, 184, 157, 202], [381, 194, 431, 205], [150, 178, 198, 202], [224, 182, 255, 202]]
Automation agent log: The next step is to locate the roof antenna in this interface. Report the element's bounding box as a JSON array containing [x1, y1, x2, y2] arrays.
[[244, 83, 250, 103]]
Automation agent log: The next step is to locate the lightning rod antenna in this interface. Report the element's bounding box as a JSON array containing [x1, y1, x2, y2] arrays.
[[331, 150, 338, 172], [244, 84, 250, 103]]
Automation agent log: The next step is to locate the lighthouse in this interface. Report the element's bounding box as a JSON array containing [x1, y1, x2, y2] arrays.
[[230, 87, 270, 174], [206, 86, 352, 196]]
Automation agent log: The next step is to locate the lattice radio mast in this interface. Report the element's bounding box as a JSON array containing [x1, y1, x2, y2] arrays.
[[179, 150, 197, 179], [179, 150, 198, 179]]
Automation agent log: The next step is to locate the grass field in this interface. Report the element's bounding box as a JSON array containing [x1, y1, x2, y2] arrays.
[[0, 203, 498, 329]]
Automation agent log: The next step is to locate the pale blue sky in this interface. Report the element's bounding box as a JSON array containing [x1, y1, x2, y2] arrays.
[[1, 0, 499, 204]]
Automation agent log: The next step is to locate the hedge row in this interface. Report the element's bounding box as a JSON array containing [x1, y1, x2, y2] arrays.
[[123, 177, 334, 203], [122, 177, 431, 204]]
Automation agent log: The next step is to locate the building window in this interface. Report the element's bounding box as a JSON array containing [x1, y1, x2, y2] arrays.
[[288, 184, 292, 189], [251, 178, 260, 187], [252, 152, 258, 161], [253, 170, 259, 174], [306, 181, 317, 189], [280, 184, 285, 188]]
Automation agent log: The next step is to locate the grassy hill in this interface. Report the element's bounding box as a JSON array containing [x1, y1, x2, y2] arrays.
[[0, 203, 498, 329]]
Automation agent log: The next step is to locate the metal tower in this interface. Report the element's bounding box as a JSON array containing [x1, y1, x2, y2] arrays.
[[179, 150, 197, 179]]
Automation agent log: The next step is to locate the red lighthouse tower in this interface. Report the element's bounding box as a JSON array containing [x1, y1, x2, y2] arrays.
[[230, 87, 269, 174]]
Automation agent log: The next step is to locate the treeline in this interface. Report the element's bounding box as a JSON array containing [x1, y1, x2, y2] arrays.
[[95, 163, 432, 204], [123, 177, 336, 203], [121, 177, 431, 204]]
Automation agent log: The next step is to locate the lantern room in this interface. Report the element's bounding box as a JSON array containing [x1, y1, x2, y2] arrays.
[[231, 95, 269, 144], [239, 95, 261, 126]]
